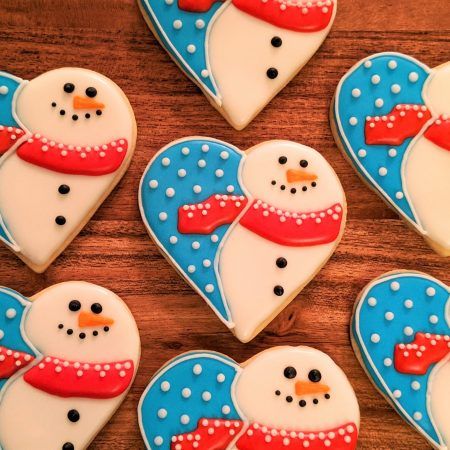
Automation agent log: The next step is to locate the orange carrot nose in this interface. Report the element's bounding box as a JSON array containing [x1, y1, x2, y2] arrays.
[[295, 380, 330, 396], [78, 311, 114, 328], [73, 95, 105, 110], [286, 169, 318, 184]]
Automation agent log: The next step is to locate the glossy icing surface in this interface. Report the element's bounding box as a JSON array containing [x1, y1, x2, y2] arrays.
[[139, 138, 346, 342], [352, 271, 450, 449], [139, 347, 360, 449], [0, 281, 140, 450]]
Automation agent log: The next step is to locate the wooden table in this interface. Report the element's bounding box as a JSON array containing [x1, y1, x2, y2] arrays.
[[1, 0, 449, 448]]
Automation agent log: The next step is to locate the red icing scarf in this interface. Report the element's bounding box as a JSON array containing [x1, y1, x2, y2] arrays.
[[170, 418, 358, 450], [178, 194, 344, 247], [24, 355, 134, 399], [0, 346, 35, 378]]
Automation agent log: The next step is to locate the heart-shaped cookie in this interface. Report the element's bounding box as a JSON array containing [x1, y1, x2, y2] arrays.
[[138, 0, 337, 130], [0, 282, 141, 450], [139, 138, 346, 342], [0, 68, 136, 272], [332, 52, 450, 256], [351, 271, 450, 449]]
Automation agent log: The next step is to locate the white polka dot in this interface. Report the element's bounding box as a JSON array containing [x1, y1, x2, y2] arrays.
[[413, 412, 422, 421], [390, 281, 400, 291], [192, 241, 200, 250], [352, 88, 361, 98], [193, 364, 202, 375], [196, 19, 205, 29], [203, 259, 211, 268], [393, 390, 402, 399], [220, 151, 229, 160], [222, 405, 231, 415], [187, 44, 196, 54], [215, 169, 224, 177], [149, 180, 158, 189], [202, 391, 212, 401], [164, 0, 174, 4], [169, 236, 178, 244], [384, 358, 392, 367], [358, 149, 367, 158], [388, 148, 397, 157], [217, 373, 226, 383], [198, 159, 206, 168], [429, 315, 439, 324], [371, 333, 381, 343], [161, 381, 171, 392], [375, 98, 384, 108], [161, 157, 170, 167], [157, 409, 168, 419], [173, 19, 183, 29], [211, 235, 219, 243], [391, 84, 401, 94], [364, 60, 372, 68], [385, 311, 394, 321], [182, 388, 192, 398], [368, 297, 377, 307], [0, 329, 4, 339], [226, 185, 235, 193], [205, 284, 214, 293], [201, 144, 209, 152], [379, 167, 388, 176], [180, 414, 190, 425], [178, 169, 187, 178], [154, 436, 164, 446], [201, 69, 209, 78], [5, 308, 17, 319], [187, 265, 196, 273], [166, 188, 175, 198], [0, 86, 9, 95], [159, 212, 168, 221], [395, 191, 404, 200], [411, 381, 421, 391], [349, 117, 358, 126], [193, 185, 202, 194], [181, 147, 190, 155], [404, 299, 414, 309], [409, 72, 419, 83], [404, 326, 414, 336], [371, 75, 381, 85], [426, 287, 436, 297], [388, 60, 398, 70]]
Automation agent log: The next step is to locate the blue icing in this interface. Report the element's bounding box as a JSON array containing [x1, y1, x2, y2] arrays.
[[139, 0, 222, 100], [140, 138, 244, 323], [352, 273, 450, 447], [335, 53, 431, 225], [0, 287, 36, 394], [0, 71, 21, 127], [139, 352, 242, 450]]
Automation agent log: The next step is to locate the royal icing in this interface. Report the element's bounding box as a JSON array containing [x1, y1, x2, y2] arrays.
[[333, 53, 450, 256], [352, 271, 450, 449], [139, 347, 360, 449], [139, 0, 336, 130], [0, 282, 141, 450], [0, 68, 136, 272], [139, 138, 346, 342]]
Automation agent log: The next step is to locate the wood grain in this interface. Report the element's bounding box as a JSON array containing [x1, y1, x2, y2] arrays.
[[0, 0, 449, 448]]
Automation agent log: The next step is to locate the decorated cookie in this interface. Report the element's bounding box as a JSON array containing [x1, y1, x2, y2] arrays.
[[139, 346, 360, 449], [139, 138, 346, 342], [351, 271, 450, 449], [138, 0, 336, 130], [0, 281, 140, 450], [332, 53, 450, 256], [0, 68, 136, 272]]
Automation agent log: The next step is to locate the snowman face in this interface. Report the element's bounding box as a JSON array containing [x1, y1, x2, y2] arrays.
[[15, 68, 134, 146], [24, 282, 140, 363], [426, 64, 450, 117], [235, 347, 359, 431], [241, 141, 344, 212]]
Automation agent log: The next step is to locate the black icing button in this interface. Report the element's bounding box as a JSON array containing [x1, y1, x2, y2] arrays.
[[55, 216, 66, 226], [274, 285, 284, 296], [271, 36, 282, 48], [276, 257, 287, 268], [58, 184, 70, 195], [62, 443, 74, 450], [267, 68, 279, 79], [67, 409, 80, 422]]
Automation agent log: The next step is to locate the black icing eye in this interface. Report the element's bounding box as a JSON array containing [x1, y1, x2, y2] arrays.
[[308, 369, 322, 383], [91, 303, 103, 314], [63, 83, 75, 94], [300, 160, 308, 168], [68, 300, 81, 312], [284, 366, 297, 379], [278, 156, 287, 165], [85, 87, 97, 98]]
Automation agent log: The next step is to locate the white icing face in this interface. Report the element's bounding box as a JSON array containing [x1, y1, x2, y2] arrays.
[[15, 68, 134, 146], [235, 346, 360, 431], [426, 63, 450, 116], [241, 141, 345, 212], [24, 282, 140, 363]]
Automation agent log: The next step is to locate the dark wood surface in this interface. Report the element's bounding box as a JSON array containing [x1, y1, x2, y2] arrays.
[[1, 0, 449, 448]]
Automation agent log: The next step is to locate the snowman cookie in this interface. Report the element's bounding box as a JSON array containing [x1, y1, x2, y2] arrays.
[[139, 346, 360, 449], [0, 68, 137, 272], [0, 281, 141, 450], [351, 271, 450, 449], [138, 0, 336, 130], [331, 53, 450, 256], [140, 138, 346, 342]]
